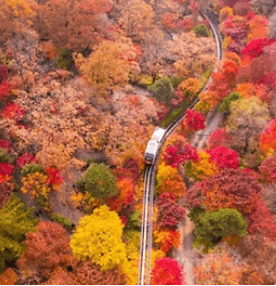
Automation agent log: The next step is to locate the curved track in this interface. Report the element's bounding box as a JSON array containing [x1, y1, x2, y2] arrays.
[[138, 9, 222, 285]]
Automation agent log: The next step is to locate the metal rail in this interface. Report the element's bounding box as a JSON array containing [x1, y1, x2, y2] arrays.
[[138, 8, 222, 285]]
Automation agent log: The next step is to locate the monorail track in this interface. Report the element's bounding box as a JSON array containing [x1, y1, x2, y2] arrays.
[[138, 8, 222, 285]]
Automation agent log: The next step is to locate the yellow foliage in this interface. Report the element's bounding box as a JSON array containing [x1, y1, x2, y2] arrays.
[[178, 78, 201, 101], [75, 37, 140, 95], [154, 229, 181, 253], [156, 162, 186, 198], [5, 0, 37, 18], [21, 172, 51, 199], [70, 205, 127, 271], [226, 97, 270, 132], [219, 6, 233, 22], [185, 151, 218, 181], [124, 259, 139, 285], [118, 0, 155, 41], [222, 36, 234, 51], [195, 98, 211, 114], [70, 191, 83, 208], [151, 249, 166, 268]]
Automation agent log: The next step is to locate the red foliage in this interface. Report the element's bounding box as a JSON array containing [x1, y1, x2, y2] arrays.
[[181, 109, 206, 133], [162, 13, 193, 32], [164, 141, 199, 168], [241, 38, 276, 60], [208, 128, 232, 148], [16, 153, 37, 168], [185, 169, 262, 217], [151, 258, 184, 285], [226, 41, 243, 56], [259, 156, 276, 184], [222, 60, 239, 76], [0, 139, 11, 151], [0, 174, 14, 208], [155, 193, 185, 229], [119, 215, 128, 227], [0, 65, 8, 83], [221, 16, 248, 40], [44, 167, 64, 187], [0, 102, 24, 123], [207, 146, 239, 169], [233, 1, 250, 16], [0, 81, 11, 101], [248, 200, 276, 240], [17, 221, 75, 278], [209, 71, 232, 100], [0, 163, 14, 176], [260, 118, 276, 155], [123, 158, 140, 182]]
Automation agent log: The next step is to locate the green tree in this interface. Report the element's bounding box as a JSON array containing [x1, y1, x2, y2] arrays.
[[194, 208, 247, 247], [148, 77, 174, 106], [70, 205, 127, 271], [0, 195, 38, 273], [193, 23, 210, 37], [84, 164, 119, 199], [218, 92, 242, 113]]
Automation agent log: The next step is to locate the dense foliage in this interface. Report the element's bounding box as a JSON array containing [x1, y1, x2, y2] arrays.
[[0, 195, 38, 273]]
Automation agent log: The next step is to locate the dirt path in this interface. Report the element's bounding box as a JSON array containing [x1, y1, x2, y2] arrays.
[[174, 211, 196, 285]]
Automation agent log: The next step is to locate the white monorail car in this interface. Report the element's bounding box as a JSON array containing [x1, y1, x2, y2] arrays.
[[144, 127, 166, 164]]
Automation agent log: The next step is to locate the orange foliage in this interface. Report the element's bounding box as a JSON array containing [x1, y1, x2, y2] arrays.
[[247, 15, 269, 42], [260, 118, 276, 156], [0, 268, 18, 285], [154, 229, 181, 253], [236, 83, 270, 103], [194, 251, 245, 285], [108, 178, 135, 213], [223, 51, 241, 67], [156, 163, 186, 198]]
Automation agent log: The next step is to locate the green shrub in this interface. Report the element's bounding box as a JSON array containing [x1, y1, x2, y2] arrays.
[[37, 195, 51, 213], [159, 99, 190, 128], [194, 24, 210, 37], [148, 77, 174, 106], [84, 164, 119, 199], [0, 148, 10, 163], [55, 48, 72, 70], [169, 76, 182, 89], [21, 163, 44, 177], [50, 213, 74, 230], [219, 92, 242, 113], [126, 211, 141, 230], [194, 208, 247, 248]]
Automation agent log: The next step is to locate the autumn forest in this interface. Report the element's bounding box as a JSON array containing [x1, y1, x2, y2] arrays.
[[0, 0, 276, 284]]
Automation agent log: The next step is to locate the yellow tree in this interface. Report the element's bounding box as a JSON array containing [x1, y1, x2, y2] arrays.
[[156, 162, 186, 198], [70, 205, 128, 271], [118, 0, 155, 41], [75, 37, 140, 95]]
